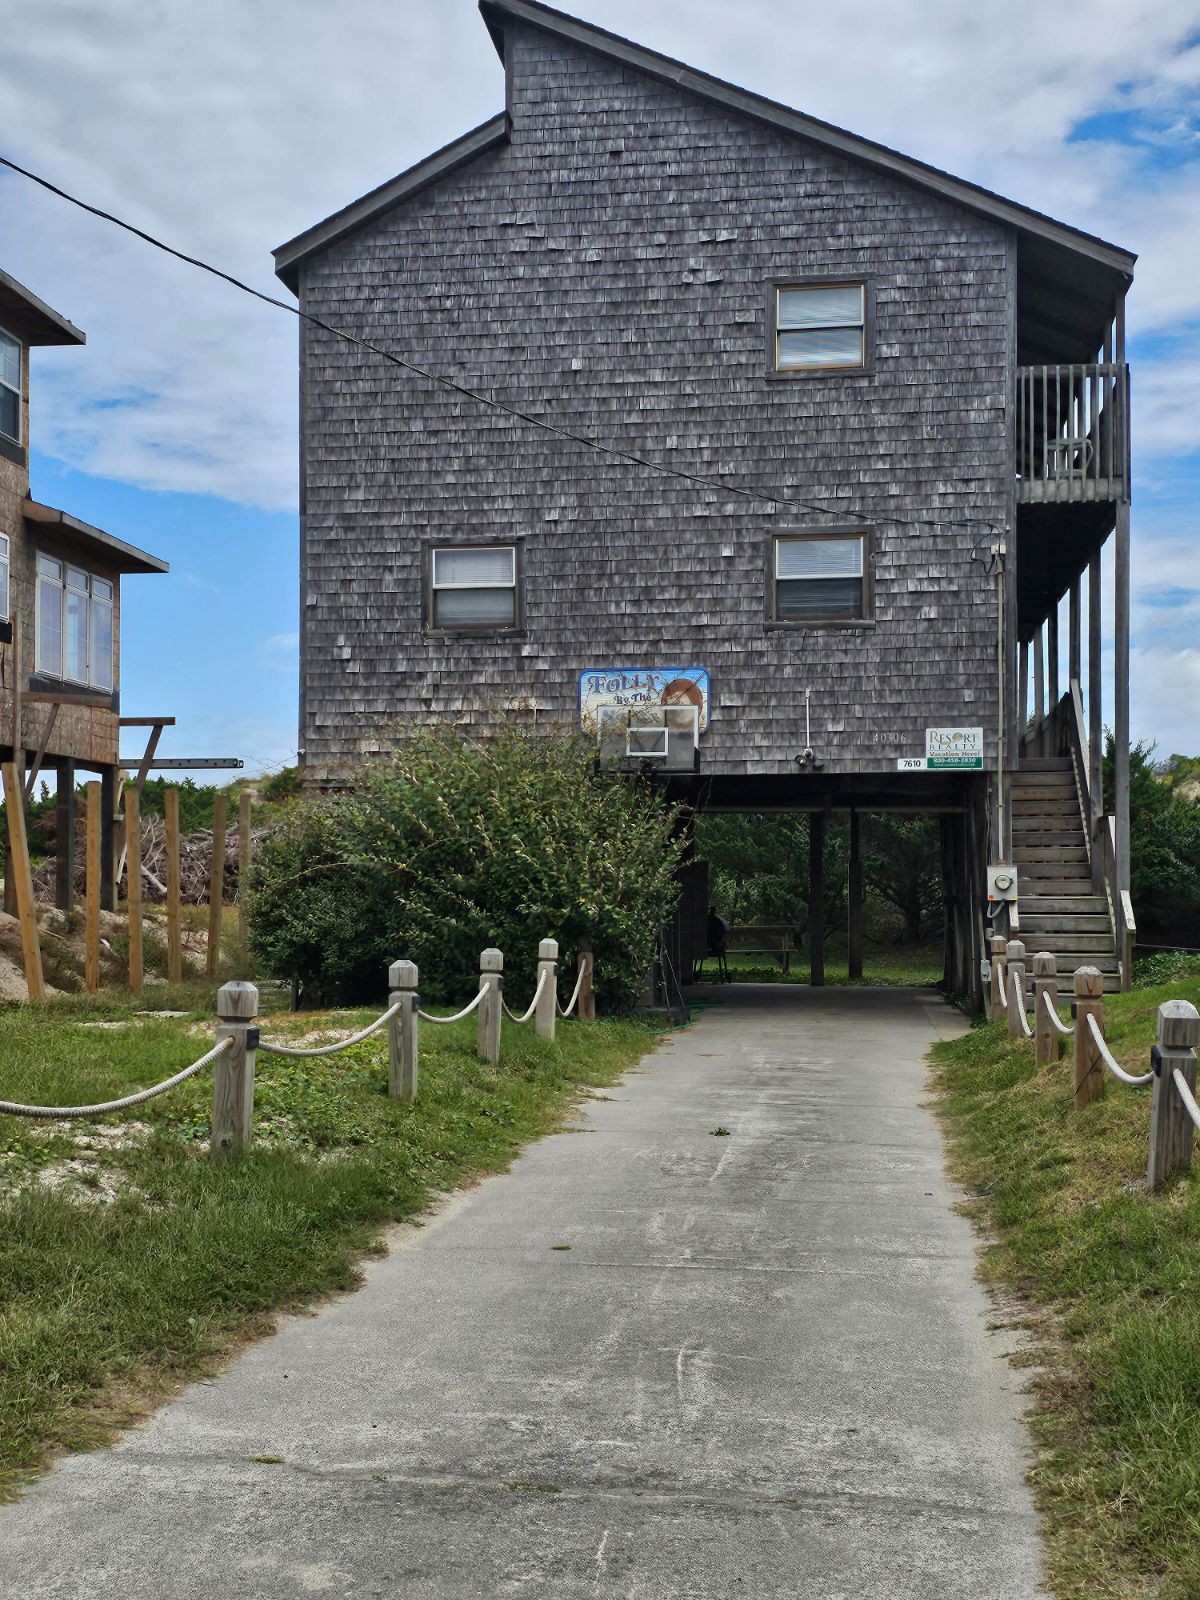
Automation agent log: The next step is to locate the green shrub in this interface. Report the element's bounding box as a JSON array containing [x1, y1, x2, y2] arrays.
[[246, 723, 683, 1010]]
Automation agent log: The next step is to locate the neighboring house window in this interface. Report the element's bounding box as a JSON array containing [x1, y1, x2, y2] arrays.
[[773, 282, 866, 371], [430, 545, 518, 628], [0, 535, 8, 619], [35, 555, 114, 688], [0, 328, 20, 443], [773, 534, 867, 622]]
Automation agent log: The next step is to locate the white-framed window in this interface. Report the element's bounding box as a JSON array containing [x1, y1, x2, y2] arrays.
[[773, 283, 866, 371], [0, 327, 20, 444], [35, 554, 114, 689], [0, 534, 9, 620], [429, 544, 518, 629], [773, 534, 867, 623]]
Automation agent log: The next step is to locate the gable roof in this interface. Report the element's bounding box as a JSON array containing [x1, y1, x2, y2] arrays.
[[274, 116, 509, 292], [273, 0, 1135, 304], [480, 0, 1134, 281], [0, 267, 85, 346]]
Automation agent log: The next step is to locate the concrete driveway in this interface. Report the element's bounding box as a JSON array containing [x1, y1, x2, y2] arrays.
[[0, 985, 1042, 1598]]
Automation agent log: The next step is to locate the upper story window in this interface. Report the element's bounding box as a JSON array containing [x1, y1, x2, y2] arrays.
[[0, 328, 20, 443], [772, 282, 866, 372], [429, 544, 518, 629], [35, 555, 114, 690], [0, 535, 8, 620], [772, 533, 868, 624]]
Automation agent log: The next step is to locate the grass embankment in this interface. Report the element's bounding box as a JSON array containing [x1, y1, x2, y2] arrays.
[[930, 960, 1200, 1600], [0, 983, 655, 1497], [712, 941, 942, 987]]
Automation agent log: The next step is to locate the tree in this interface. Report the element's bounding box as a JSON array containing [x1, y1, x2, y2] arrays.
[[862, 816, 944, 944]]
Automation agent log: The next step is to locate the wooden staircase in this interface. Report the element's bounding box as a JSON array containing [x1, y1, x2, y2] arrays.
[[1010, 755, 1121, 991]]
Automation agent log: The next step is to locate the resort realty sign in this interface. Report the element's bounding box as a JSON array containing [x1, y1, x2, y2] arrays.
[[896, 727, 984, 772]]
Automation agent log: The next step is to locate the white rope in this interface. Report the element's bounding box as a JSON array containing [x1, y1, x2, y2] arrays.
[[417, 987, 488, 1025], [0, 1036, 234, 1119], [557, 967, 585, 1018], [1085, 1012, 1153, 1086], [257, 1003, 400, 1058], [1040, 988, 1074, 1037], [502, 967, 548, 1025], [1008, 971, 1033, 1039], [1171, 1068, 1200, 1130]]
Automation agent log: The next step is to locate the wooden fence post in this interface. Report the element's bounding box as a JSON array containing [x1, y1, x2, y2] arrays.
[[207, 792, 226, 979], [165, 786, 182, 984], [1147, 1000, 1200, 1189], [125, 786, 143, 991], [1, 760, 44, 1001], [535, 937, 558, 1041], [84, 779, 101, 992], [989, 935, 1007, 1021], [388, 959, 419, 1102], [1005, 939, 1026, 1038], [477, 947, 503, 1065], [237, 787, 253, 951], [578, 938, 596, 1022], [213, 980, 259, 1153], [1033, 952, 1057, 1067], [1073, 966, 1105, 1109]]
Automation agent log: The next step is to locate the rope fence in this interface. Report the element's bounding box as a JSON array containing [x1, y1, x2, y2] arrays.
[[989, 938, 1200, 1189], [0, 935, 598, 1153]]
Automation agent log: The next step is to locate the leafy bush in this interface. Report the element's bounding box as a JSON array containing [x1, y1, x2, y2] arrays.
[[246, 723, 683, 1010]]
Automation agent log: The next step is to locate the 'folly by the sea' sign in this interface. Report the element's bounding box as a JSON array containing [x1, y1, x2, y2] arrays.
[[579, 668, 710, 733]]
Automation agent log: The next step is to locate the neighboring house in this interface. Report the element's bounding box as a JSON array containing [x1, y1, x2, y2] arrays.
[[274, 0, 1136, 1006], [0, 268, 168, 908]]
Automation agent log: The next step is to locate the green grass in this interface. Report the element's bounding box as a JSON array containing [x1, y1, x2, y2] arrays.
[[930, 968, 1200, 1600], [0, 984, 655, 1496], [702, 941, 942, 987]]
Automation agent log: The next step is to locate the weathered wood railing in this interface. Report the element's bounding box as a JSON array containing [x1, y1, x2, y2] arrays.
[[1016, 362, 1129, 504], [990, 940, 1199, 1188]]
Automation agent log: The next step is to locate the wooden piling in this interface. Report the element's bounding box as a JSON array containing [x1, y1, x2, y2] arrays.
[[125, 786, 143, 991], [1, 761, 44, 1001], [1005, 939, 1026, 1037], [213, 981, 259, 1153], [1073, 967, 1105, 1109], [237, 788, 253, 950], [578, 939, 596, 1022], [207, 792, 227, 979], [165, 787, 182, 984], [477, 948, 503, 1065], [1033, 952, 1057, 1067], [1147, 1000, 1200, 1189], [388, 959, 419, 1101], [84, 779, 101, 993]]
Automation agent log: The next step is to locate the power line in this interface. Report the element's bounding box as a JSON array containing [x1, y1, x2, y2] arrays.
[[0, 152, 1003, 538]]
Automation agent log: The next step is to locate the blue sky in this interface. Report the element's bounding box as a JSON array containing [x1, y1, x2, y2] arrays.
[[4, 0, 1200, 772]]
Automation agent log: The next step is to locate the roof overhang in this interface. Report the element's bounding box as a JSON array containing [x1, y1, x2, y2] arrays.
[[0, 268, 85, 346], [273, 115, 510, 294], [23, 499, 169, 575], [479, 0, 1136, 286]]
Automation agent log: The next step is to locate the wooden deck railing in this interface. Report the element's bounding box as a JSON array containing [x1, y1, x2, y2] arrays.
[[1015, 362, 1130, 504]]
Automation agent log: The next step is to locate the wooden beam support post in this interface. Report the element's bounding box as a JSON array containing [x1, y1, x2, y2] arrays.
[[212, 980, 259, 1154], [809, 812, 825, 987], [388, 959, 419, 1101], [165, 786, 182, 984], [1147, 1000, 1200, 1190], [99, 765, 116, 912], [1, 761, 44, 1001], [1047, 602, 1060, 711], [84, 779, 101, 993], [477, 947, 503, 1065], [990, 935, 1007, 1021], [1033, 624, 1045, 728], [206, 792, 227, 979], [1073, 966, 1105, 1110], [55, 760, 76, 912], [1068, 576, 1082, 687], [125, 786, 143, 991], [578, 938, 596, 1021], [1114, 503, 1131, 895], [847, 810, 864, 981], [535, 937, 558, 1041], [1033, 952, 1057, 1067], [237, 787, 253, 952], [1005, 939, 1026, 1038], [1018, 640, 1029, 735]]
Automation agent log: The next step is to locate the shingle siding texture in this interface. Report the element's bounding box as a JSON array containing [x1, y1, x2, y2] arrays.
[[298, 22, 1010, 779]]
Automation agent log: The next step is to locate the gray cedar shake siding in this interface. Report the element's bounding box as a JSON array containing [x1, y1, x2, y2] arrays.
[[292, 18, 1010, 781]]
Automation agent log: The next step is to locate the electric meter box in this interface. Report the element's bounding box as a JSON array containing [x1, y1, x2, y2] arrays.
[[987, 864, 1019, 903]]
